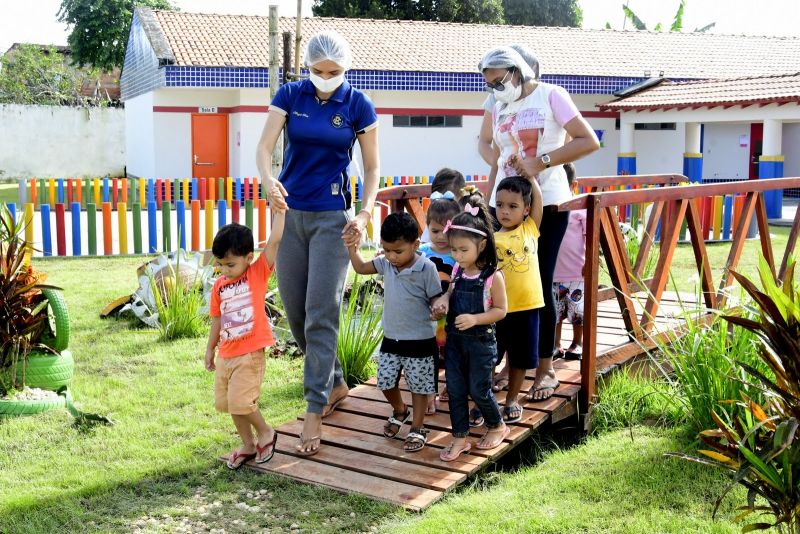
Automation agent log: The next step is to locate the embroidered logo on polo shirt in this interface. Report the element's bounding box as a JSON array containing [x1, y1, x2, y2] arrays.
[[331, 113, 344, 128]]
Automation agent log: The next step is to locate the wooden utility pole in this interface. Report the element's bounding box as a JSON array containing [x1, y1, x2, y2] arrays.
[[294, 0, 302, 78], [269, 5, 282, 176], [282, 32, 292, 83]]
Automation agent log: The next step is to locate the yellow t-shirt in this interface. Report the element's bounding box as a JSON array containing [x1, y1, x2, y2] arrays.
[[495, 216, 544, 312]]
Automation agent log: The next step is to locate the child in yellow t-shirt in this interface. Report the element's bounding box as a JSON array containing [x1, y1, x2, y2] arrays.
[[493, 173, 544, 424]]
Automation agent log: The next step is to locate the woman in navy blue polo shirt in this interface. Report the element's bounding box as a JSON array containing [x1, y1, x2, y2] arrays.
[[255, 31, 380, 457]]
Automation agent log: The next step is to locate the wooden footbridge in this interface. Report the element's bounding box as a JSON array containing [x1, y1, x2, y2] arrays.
[[228, 174, 800, 511]]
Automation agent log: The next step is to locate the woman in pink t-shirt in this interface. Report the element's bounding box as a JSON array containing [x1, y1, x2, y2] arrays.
[[479, 46, 599, 401]]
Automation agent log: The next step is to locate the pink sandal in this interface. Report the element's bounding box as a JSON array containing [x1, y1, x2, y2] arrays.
[[476, 425, 510, 450], [440, 440, 471, 462]]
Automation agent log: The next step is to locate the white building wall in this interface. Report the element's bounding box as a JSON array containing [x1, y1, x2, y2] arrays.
[[125, 93, 155, 178], [783, 123, 800, 179], [154, 112, 191, 179], [0, 104, 126, 179], [703, 123, 752, 181]]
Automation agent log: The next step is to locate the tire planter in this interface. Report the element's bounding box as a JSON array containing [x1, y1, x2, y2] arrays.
[[40, 288, 70, 353], [0, 394, 66, 418], [16, 350, 73, 391]]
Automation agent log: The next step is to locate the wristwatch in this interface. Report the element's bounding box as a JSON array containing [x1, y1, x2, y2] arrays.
[[540, 153, 551, 168]]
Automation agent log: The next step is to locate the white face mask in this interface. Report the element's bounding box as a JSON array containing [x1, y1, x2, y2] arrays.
[[494, 80, 522, 104], [309, 72, 344, 93]]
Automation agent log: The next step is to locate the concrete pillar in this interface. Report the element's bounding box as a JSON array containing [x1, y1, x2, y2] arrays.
[[617, 121, 636, 175], [760, 119, 784, 219], [683, 122, 703, 183]]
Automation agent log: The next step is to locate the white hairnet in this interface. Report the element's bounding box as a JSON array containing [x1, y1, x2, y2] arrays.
[[304, 31, 353, 70], [510, 44, 539, 80], [478, 46, 535, 82]]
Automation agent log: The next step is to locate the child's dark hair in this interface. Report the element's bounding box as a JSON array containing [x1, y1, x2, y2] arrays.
[[212, 223, 254, 258], [431, 168, 466, 197], [448, 188, 497, 270], [563, 163, 576, 187], [496, 176, 533, 207], [380, 212, 420, 243], [427, 198, 460, 226]]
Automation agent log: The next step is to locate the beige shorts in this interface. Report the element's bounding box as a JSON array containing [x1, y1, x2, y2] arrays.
[[214, 350, 266, 415]]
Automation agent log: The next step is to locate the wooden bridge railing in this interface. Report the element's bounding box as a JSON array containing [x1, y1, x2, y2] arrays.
[[562, 176, 800, 421], [376, 174, 800, 428]]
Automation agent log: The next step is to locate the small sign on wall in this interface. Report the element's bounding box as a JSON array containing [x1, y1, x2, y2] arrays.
[[198, 106, 218, 113], [594, 129, 605, 148], [739, 134, 749, 147]]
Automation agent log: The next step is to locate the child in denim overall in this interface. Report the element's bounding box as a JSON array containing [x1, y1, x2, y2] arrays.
[[431, 191, 509, 461]]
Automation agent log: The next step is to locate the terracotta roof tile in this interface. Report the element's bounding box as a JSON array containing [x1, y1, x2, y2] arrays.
[[598, 73, 800, 110], [148, 10, 800, 78]]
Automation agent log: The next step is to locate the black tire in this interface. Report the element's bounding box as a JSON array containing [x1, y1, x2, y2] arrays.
[[17, 351, 74, 391], [41, 288, 70, 352], [0, 395, 66, 418]]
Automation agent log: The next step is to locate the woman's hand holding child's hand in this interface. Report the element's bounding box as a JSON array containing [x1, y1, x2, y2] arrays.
[[454, 314, 478, 330], [342, 228, 361, 248], [508, 154, 544, 180], [204, 349, 216, 372]]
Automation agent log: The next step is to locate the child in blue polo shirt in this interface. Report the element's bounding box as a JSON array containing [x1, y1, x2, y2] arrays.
[[345, 212, 442, 452]]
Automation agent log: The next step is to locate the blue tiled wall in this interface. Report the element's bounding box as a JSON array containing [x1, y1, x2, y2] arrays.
[[120, 12, 166, 100], [161, 66, 648, 95]]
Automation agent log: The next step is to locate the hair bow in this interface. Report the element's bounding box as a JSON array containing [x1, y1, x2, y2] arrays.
[[430, 191, 455, 201], [443, 220, 453, 233], [463, 203, 479, 216]]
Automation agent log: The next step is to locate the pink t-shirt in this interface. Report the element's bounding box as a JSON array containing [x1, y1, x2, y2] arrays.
[[554, 210, 586, 283]]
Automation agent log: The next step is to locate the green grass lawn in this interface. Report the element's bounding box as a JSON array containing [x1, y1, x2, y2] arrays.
[[0, 250, 774, 533], [0, 183, 18, 205]]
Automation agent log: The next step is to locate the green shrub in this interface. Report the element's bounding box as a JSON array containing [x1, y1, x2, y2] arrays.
[[593, 369, 684, 433], [338, 276, 382, 387], [646, 284, 769, 435], [148, 254, 207, 341]]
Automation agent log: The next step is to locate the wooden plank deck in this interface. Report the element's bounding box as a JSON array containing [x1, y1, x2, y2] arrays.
[[222, 291, 701, 511]]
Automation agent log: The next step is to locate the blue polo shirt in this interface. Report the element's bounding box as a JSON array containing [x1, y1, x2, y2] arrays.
[[270, 79, 378, 211]]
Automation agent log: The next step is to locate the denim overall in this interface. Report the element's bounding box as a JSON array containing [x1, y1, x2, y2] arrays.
[[444, 267, 503, 437]]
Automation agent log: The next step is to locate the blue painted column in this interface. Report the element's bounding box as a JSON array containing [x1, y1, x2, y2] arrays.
[[683, 153, 703, 182], [761, 119, 784, 219], [683, 122, 703, 183], [617, 121, 636, 176], [760, 155, 784, 219], [617, 153, 637, 176]]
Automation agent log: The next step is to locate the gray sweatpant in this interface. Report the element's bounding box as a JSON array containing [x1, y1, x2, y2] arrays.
[[276, 209, 349, 414]]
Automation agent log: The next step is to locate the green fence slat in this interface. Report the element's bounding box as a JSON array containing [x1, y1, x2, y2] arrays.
[[132, 203, 142, 254], [245, 199, 254, 231], [87, 203, 97, 256], [162, 201, 172, 252]]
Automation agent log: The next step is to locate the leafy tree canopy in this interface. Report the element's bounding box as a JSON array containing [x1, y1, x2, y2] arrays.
[[58, 0, 177, 72], [503, 0, 581, 27], [313, 0, 504, 24], [0, 44, 83, 106]]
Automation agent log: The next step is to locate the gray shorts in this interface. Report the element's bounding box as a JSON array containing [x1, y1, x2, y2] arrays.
[[376, 352, 437, 395]]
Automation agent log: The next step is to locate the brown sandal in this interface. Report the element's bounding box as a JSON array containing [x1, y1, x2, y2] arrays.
[[294, 433, 321, 457]]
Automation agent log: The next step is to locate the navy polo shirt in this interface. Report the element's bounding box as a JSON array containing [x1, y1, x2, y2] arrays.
[[270, 79, 378, 212]]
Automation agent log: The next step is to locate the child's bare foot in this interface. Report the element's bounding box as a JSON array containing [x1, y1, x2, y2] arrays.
[[226, 444, 256, 470], [440, 437, 471, 462], [476, 423, 509, 450], [296, 413, 322, 456], [426, 394, 438, 415]]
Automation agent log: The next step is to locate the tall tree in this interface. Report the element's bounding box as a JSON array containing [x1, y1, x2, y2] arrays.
[[312, 0, 504, 24], [58, 0, 176, 72], [502, 0, 582, 27], [0, 45, 83, 106]]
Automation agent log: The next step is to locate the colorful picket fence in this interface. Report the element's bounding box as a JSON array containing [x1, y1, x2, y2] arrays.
[[4, 174, 489, 258], [14, 174, 490, 212]]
